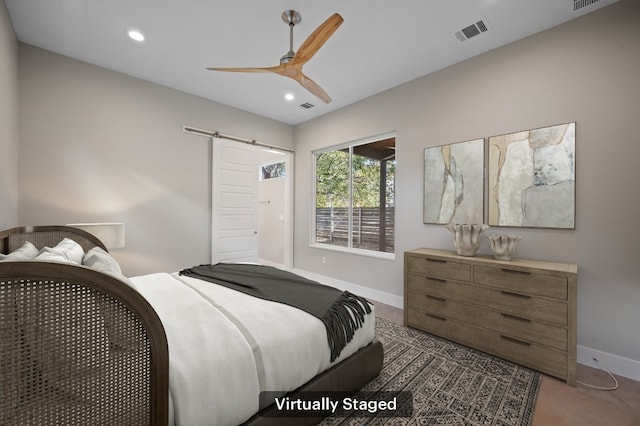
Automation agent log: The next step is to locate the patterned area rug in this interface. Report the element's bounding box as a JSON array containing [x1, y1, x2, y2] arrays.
[[322, 317, 540, 425]]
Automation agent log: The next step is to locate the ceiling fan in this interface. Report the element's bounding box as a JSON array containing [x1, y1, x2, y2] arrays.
[[207, 10, 343, 104]]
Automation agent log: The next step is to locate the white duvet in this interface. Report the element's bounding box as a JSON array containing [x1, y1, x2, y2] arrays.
[[128, 272, 376, 426]]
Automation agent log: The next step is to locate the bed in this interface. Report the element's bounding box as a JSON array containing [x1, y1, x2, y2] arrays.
[[0, 225, 383, 425]]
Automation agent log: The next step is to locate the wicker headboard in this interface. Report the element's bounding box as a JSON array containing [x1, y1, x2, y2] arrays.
[[0, 225, 108, 254], [0, 226, 169, 425]]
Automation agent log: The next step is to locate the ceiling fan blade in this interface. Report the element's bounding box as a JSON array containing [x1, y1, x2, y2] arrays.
[[291, 13, 343, 66], [207, 65, 283, 74], [297, 72, 332, 104]]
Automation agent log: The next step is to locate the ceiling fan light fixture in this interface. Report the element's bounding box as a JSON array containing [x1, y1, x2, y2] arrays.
[[128, 30, 145, 42]]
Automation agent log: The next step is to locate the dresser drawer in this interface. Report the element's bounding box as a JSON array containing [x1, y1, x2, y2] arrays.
[[407, 291, 567, 350], [406, 255, 471, 282], [407, 310, 567, 379], [408, 273, 567, 325], [474, 265, 567, 300]]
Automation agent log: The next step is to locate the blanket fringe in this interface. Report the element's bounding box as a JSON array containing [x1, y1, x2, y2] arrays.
[[321, 291, 372, 362]]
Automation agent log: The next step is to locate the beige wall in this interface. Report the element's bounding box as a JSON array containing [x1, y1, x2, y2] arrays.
[[0, 1, 18, 228], [294, 0, 640, 368], [18, 44, 294, 275]]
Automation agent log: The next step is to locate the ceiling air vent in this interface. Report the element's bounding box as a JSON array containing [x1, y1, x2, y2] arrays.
[[574, 0, 601, 11], [455, 18, 490, 42], [299, 102, 315, 109]]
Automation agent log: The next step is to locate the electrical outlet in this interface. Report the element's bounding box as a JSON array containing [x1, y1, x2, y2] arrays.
[[321, 256, 326, 264]]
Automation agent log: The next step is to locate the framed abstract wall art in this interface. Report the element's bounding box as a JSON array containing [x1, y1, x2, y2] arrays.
[[423, 138, 484, 224], [488, 122, 575, 228]]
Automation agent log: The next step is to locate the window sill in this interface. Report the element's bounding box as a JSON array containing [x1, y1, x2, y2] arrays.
[[309, 243, 396, 261]]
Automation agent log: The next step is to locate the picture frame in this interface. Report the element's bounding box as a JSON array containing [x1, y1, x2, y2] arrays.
[[423, 138, 485, 224], [488, 122, 575, 228]]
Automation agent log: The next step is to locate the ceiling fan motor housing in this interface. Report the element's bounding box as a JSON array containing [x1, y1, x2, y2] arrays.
[[280, 52, 296, 64]]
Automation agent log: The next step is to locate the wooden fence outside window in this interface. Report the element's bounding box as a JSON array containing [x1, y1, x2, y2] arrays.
[[315, 207, 395, 253]]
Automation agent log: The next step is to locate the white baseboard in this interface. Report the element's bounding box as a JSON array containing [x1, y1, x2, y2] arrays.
[[292, 268, 403, 309], [577, 345, 640, 382]]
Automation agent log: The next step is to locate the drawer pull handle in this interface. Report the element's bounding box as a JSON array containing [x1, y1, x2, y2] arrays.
[[500, 290, 531, 299], [427, 258, 447, 264], [500, 313, 531, 323], [426, 276, 447, 283], [500, 335, 531, 346], [501, 268, 531, 275], [426, 295, 447, 302], [426, 313, 447, 321]]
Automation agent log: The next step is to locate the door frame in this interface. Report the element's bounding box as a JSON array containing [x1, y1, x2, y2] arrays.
[[256, 149, 294, 270], [282, 151, 294, 270]]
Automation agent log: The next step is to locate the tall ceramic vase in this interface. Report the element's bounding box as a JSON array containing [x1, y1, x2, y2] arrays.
[[445, 223, 489, 256]]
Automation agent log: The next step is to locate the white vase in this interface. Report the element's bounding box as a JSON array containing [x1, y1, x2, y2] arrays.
[[486, 234, 522, 261], [445, 223, 489, 256]]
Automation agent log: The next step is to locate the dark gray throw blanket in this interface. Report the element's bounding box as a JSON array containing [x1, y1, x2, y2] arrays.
[[179, 263, 372, 362]]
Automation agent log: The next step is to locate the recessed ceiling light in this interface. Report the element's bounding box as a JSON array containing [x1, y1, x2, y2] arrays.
[[284, 93, 295, 101], [128, 30, 145, 42]]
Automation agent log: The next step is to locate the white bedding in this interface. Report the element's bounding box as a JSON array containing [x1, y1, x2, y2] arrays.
[[128, 271, 376, 426]]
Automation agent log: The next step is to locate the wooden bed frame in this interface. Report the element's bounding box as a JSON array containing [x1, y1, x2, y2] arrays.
[[0, 226, 383, 425]]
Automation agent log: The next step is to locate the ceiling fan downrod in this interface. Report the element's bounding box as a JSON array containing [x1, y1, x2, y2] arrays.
[[280, 10, 301, 64]]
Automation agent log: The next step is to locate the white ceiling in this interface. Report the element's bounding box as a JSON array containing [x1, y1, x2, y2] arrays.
[[5, 0, 618, 125]]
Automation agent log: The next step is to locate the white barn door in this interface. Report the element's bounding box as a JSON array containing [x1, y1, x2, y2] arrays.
[[211, 137, 258, 263]]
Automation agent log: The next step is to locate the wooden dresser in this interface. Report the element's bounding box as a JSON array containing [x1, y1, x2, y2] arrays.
[[404, 248, 577, 385]]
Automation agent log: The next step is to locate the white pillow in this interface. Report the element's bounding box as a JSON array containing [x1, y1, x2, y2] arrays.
[[83, 246, 123, 276], [0, 241, 39, 261], [34, 238, 85, 264], [34, 247, 75, 263], [54, 237, 85, 264]]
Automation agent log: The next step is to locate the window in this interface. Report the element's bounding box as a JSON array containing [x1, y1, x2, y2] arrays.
[[260, 161, 286, 180], [313, 134, 395, 255]]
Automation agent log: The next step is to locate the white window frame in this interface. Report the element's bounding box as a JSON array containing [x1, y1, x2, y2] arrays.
[[310, 131, 396, 260]]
